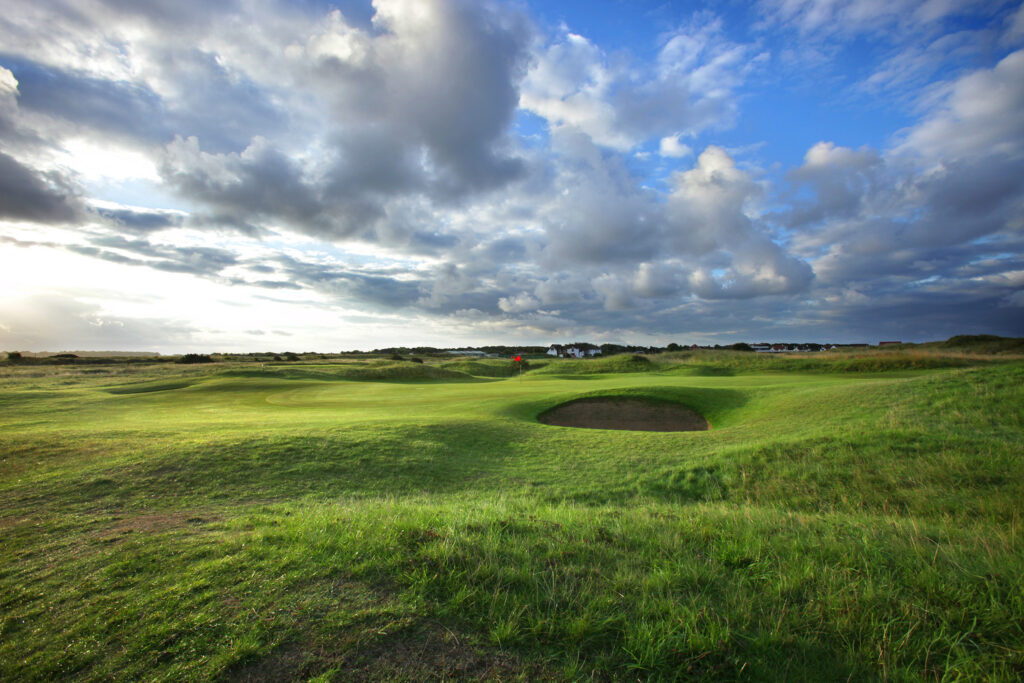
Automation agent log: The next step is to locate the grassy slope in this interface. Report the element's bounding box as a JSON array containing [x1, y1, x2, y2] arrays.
[[1, 353, 1022, 681]]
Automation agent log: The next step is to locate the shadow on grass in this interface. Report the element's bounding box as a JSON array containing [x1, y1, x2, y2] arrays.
[[43, 422, 528, 509], [104, 380, 197, 394]]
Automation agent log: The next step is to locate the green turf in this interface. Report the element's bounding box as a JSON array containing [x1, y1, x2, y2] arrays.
[[1, 350, 1022, 681]]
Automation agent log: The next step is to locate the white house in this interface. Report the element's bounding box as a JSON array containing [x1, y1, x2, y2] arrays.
[[547, 344, 593, 358]]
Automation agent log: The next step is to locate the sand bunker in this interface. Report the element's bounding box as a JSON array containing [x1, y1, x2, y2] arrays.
[[538, 397, 709, 432]]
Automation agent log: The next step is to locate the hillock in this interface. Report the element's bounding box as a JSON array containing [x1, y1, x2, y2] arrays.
[[439, 359, 519, 377], [531, 353, 652, 375]]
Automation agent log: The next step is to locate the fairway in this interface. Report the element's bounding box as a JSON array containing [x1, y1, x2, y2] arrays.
[[1, 353, 1022, 680]]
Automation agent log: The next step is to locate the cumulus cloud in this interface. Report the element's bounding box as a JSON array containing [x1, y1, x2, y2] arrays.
[[0, 65, 85, 223], [498, 292, 540, 313], [538, 129, 664, 265], [781, 47, 1024, 334], [786, 142, 886, 228], [144, 0, 533, 244], [521, 18, 762, 150], [659, 135, 693, 158], [895, 49, 1024, 162], [5, 57, 172, 145], [0, 0, 533, 247]]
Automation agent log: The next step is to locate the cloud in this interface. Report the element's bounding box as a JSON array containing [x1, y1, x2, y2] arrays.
[[1006, 3, 1024, 44], [1, 0, 532, 247], [147, 0, 533, 242], [0, 149, 82, 222], [96, 207, 184, 233], [160, 135, 334, 233], [498, 291, 540, 313], [87, 235, 241, 275], [0, 65, 84, 223], [538, 129, 664, 265], [521, 18, 761, 150], [0, 66, 23, 143], [659, 135, 693, 158], [757, 0, 973, 37], [860, 29, 996, 98], [3, 56, 172, 145], [271, 253, 425, 311], [297, 0, 532, 197], [785, 142, 885, 228], [895, 49, 1024, 162], [780, 47, 1024, 331]]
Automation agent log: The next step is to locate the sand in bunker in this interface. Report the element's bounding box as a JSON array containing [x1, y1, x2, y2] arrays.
[[539, 398, 709, 432]]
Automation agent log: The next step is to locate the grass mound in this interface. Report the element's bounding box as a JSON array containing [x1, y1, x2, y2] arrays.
[[337, 361, 474, 381], [222, 362, 473, 382], [532, 353, 652, 375], [439, 359, 519, 377]]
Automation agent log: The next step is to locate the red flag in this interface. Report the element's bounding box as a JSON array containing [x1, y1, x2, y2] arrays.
[[513, 355, 522, 361]]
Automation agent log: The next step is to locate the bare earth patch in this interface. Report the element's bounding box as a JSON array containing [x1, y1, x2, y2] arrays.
[[539, 397, 709, 432]]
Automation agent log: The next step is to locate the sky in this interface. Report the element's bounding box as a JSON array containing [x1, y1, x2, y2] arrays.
[[1, 0, 1023, 353]]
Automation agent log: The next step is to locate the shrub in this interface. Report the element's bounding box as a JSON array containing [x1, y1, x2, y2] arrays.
[[176, 353, 214, 364]]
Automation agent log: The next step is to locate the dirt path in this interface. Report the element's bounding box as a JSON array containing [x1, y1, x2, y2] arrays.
[[538, 398, 709, 432]]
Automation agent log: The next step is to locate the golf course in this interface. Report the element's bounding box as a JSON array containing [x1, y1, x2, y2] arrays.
[[1, 344, 1022, 681]]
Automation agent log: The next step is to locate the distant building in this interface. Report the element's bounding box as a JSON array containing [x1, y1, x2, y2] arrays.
[[547, 344, 597, 358]]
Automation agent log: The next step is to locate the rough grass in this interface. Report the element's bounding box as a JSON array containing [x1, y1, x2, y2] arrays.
[[657, 349, 983, 374], [1, 351, 1022, 681], [939, 334, 1024, 354]]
